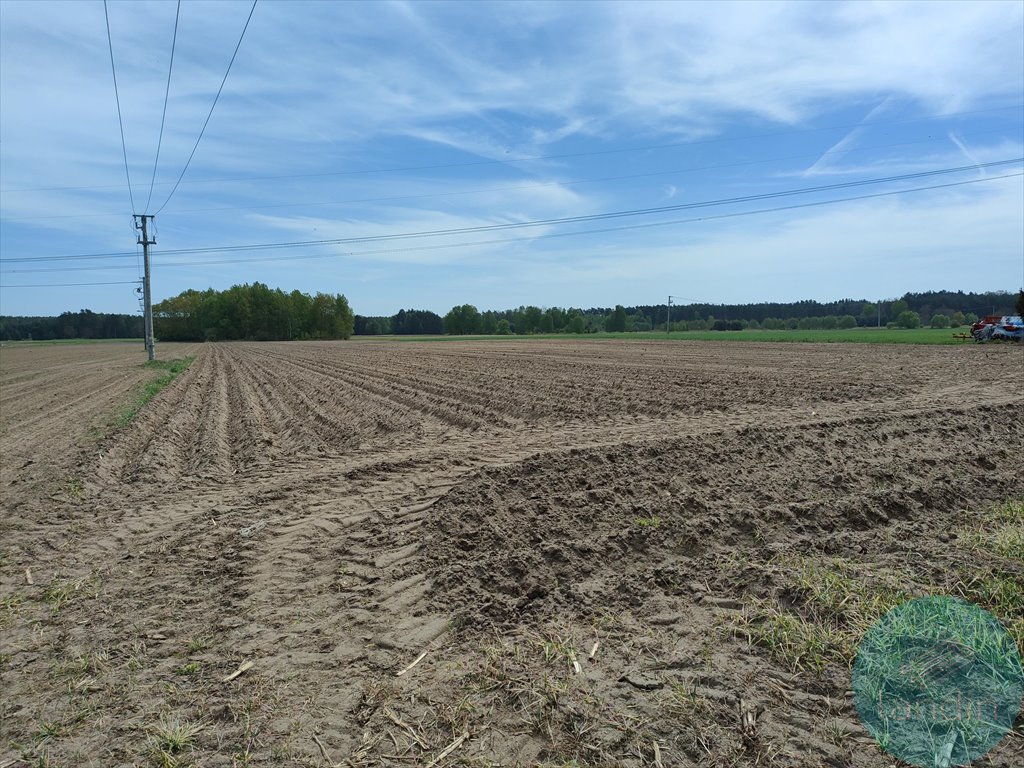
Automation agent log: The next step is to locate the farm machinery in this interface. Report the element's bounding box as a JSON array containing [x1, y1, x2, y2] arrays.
[[967, 315, 1024, 343]]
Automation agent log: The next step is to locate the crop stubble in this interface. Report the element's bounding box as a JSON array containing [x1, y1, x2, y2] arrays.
[[1, 339, 1021, 767]]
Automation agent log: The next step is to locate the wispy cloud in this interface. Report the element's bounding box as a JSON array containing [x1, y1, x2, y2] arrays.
[[803, 98, 897, 176], [948, 131, 986, 176]]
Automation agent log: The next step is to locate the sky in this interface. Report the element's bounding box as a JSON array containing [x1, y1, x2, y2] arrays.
[[1, 0, 1022, 318]]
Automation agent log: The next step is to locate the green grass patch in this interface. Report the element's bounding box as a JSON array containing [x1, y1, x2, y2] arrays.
[[41, 578, 83, 612], [735, 556, 914, 672], [147, 716, 204, 766], [0, 338, 144, 347], [953, 570, 1024, 650], [736, 600, 839, 674], [114, 356, 194, 428], [959, 498, 1024, 562], [954, 497, 1024, 648], [737, 498, 1024, 672], [174, 662, 201, 676], [364, 328, 972, 345], [656, 328, 967, 344]]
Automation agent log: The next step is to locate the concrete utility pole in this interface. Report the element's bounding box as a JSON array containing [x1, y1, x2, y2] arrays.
[[135, 214, 156, 361], [666, 295, 685, 333]]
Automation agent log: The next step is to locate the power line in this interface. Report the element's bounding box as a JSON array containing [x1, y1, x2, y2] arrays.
[[129, 158, 1024, 254], [103, 0, 135, 214], [132, 171, 1024, 267], [1, 253, 140, 264], [4, 103, 1021, 195], [153, 0, 257, 215], [3, 171, 1019, 275], [0, 280, 141, 289], [5, 128, 1017, 223], [4, 264, 140, 274], [145, 0, 181, 213], [3, 158, 1019, 264]]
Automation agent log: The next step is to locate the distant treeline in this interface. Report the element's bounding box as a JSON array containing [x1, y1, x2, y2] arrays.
[[154, 283, 354, 341], [355, 290, 1021, 335], [0, 310, 143, 341], [355, 309, 444, 335], [5, 289, 1018, 342]]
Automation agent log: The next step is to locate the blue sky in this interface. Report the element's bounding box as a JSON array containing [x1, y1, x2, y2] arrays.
[[1, 0, 1022, 317]]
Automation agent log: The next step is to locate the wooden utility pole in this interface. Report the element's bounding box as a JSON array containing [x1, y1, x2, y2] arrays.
[[666, 295, 672, 334], [135, 214, 156, 361]]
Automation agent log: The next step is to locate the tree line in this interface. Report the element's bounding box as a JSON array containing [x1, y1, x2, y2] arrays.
[[153, 283, 353, 341], [0, 310, 143, 341], [355, 290, 1020, 336], [4, 289, 1017, 342]]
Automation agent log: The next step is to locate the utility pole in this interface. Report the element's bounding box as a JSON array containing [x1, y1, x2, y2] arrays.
[[135, 214, 156, 361], [666, 295, 672, 334]]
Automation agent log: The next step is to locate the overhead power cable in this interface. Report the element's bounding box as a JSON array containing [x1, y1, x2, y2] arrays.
[[138, 158, 1024, 252], [3, 103, 1021, 195], [147, 171, 1024, 267], [103, 0, 135, 213], [0, 280, 142, 288], [153, 0, 257, 214], [2, 253, 142, 264], [2, 158, 1018, 264], [3, 171, 1019, 275], [145, 0, 182, 212], [4, 128, 1017, 223], [5, 264, 154, 274]]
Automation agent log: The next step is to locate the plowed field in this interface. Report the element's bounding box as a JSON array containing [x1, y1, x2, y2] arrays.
[[1, 339, 1022, 767]]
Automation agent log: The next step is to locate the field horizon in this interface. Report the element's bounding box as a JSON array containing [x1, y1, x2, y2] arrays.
[[0, 325, 998, 348]]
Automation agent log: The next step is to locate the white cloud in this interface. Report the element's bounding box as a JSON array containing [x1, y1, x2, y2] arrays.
[[948, 132, 986, 174], [1, 0, 1021, 315]]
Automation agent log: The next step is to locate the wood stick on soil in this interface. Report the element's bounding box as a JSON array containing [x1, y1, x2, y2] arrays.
[[424, 731, 468, 768], [383, 708, 424, 746], [589, 640, 600, 660], [396, 649, 428, 677], [313, 733, 336, 766], [568, 649, 582, 675], [24, 568, 32, 585], [652, 740, 664, 768], [221, 660, 254, 683], [386, 727, 401, 751], [738, 697, 757, 739]]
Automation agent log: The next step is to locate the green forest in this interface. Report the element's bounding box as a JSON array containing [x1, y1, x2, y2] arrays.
[[153, 283, 354, 341], [0, 310, 143, 341], [356, 290, 1022, 336], [2, 288, 1018, 341]]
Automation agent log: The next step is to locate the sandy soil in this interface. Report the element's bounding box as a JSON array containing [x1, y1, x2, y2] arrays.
[[1, 339, 1021, 767]]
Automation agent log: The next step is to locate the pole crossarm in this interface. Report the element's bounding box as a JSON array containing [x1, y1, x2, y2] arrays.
[[134, 215, 156, 360]]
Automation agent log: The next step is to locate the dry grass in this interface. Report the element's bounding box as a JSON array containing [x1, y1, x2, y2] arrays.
[[735, 496, 1024, 671], [146, 716, 204, 767]]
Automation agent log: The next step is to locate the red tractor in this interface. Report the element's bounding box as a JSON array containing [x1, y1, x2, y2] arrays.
[[970, 315, 1024, 342]]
